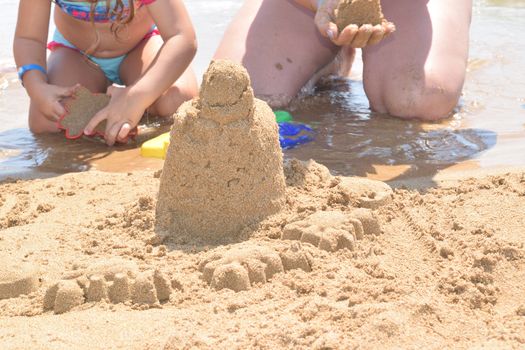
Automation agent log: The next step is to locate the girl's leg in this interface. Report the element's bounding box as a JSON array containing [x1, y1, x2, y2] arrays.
[[214, 0, 338, 107], [362, 0, 472, 121], [29, 48, 109, 133], [119, 35, 198, 118]]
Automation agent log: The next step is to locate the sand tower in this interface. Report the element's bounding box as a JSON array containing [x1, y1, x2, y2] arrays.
[[155, 60, 286, 244]]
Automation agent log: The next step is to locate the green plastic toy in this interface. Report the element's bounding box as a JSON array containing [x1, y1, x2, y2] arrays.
[[274, 110, 293, 123]]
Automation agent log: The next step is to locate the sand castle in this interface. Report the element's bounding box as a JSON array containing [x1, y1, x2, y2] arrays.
[[0, 264, 39, 300], [155, 60, 286, 244], [335, 0, 386, 30], [43, 259, 173, 314]]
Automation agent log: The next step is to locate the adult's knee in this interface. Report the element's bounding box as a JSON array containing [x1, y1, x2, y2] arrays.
[[369, 74, 463, 121]]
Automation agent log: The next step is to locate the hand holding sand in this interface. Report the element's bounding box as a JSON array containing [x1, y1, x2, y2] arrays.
[[314, 0, 395, 48], [28, 83, 78, 123], [84, 85, 145, 146]]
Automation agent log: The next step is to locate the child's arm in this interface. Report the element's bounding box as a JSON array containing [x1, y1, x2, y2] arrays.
[[85, 0, 197, 146], [13, 0, 76, 121]]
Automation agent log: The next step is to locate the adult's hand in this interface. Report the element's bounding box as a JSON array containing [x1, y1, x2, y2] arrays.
[[314, 0, 395, 48]]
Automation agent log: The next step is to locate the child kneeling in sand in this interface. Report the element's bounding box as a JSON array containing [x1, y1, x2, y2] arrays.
[[14, 0, 197, 145]]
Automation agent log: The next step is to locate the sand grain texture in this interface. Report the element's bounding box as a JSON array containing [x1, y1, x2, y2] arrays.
[[155, 60, 286, 244], [58, 86, 110, 138], [335, 0, 385, 30], [0, 265, 39, 300], [1, 163, 525, 349]]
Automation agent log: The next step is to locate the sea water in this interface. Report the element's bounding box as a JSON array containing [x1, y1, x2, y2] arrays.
[[0, 0, 524, 182]]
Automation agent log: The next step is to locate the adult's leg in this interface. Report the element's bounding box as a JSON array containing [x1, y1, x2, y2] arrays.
[[214, 0, 338, 107], [29, 48, 109, 133], [362, 0, 472, 121], [119, 35, 198, 118]]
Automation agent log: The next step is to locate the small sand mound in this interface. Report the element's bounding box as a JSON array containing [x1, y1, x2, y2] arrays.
[[199, 242, 312, 292], [283, 210, 361, 252], [335, 0, 386, 30], [337, 177, 393, 209], [156, 60, 286, 244], [43, 259, 172, 314], [0, 264, 39, 300]]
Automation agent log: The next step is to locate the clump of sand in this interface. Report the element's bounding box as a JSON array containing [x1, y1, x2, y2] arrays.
[[58, 86, 109, 138], [198, 241, 313, 292], [0, 264, 40, 300], [1, 164, 525, 349], [43, 258, 173, 314], [155, 60, 286, 244], [335, 0, 386, 30]]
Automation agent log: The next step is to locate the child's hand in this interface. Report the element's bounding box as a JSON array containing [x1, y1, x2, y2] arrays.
[[29, 83, 78, 122], [84, 85, 145, 146], [314, 0, 395, 48]]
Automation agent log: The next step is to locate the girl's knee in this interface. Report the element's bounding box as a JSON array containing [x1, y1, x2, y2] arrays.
[[152, 81, 198, 117], [28, 110, 60, 134]]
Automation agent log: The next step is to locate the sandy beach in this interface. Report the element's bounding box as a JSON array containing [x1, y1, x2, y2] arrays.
[[1, 1, 525, 349], [1, 160, 524, 349]]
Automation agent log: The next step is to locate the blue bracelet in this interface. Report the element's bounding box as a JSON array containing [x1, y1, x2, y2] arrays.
[[17, 64, 47, 85]]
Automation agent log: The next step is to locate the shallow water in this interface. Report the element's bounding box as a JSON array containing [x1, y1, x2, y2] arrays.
[[0, 0, 524, 181]]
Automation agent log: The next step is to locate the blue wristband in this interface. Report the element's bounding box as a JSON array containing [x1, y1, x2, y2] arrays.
[[17, 64, 47, 85]]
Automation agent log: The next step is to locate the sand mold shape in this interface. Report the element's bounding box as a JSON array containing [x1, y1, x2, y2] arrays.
[[336, 177, 393, 209], [0, 265, 40, 300], [199, 243, 313, 292], [156, 60, 286, 244], [282, 209, 380, 252], [43, 258, 172, 314], [335, 0, 386, 30], [57, 86, 109, 139], [57, 86, 137, 139]]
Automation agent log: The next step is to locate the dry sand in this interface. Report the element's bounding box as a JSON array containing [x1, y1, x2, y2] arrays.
[[1, 160, 524, 349], [156, 60, 285, 244]]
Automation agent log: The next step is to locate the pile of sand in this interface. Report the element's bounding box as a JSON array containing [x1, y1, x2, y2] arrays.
[[1, 163, 524, 348], [155, 60, 286, 245], [335, 0, 386, 30]]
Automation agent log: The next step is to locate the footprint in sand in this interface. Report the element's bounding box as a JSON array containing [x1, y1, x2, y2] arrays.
[[43, 258, 173, 314], [282, 209, 381, 252], [199, 243, 313, 292]]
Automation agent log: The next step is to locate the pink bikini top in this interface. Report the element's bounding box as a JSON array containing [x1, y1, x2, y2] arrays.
[[54, 0, 157, 23]]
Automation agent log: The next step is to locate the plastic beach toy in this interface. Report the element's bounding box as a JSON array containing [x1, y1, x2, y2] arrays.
[[140, 111, 314, 159], [57, 86, 137, 140], [278, 122, 315, 149], [140, 132, 171, 159], [274, 110, 293, 123]]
